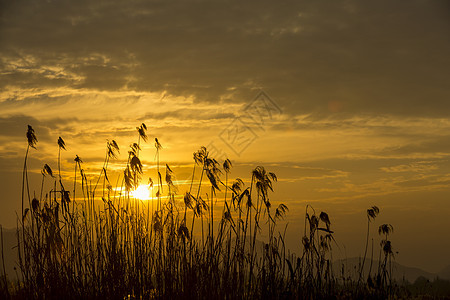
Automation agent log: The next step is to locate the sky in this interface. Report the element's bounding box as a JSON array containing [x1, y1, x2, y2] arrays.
[[0, 0, 449, 273]]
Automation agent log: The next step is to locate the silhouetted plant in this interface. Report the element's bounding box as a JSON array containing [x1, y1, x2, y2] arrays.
[[360, 205, 379, 284], [2, 124, 405, 299]]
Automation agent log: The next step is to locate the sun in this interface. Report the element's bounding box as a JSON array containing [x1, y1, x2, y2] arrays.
[[132, 184, 151, 200]]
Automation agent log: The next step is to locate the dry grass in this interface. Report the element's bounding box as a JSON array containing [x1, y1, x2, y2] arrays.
[[1, 124, 402, 299]]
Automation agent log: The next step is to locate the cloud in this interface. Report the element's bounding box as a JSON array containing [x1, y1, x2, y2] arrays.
[[141, 108, 236, 122], [0, 114, 51, 141], [278, 165, 349, 182], [394, 174, 450, 188], [0, 0, 449, 118], [380, 161, 439, 173]]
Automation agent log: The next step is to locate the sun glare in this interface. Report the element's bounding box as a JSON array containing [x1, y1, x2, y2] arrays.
[[132, 184, 151, 200]]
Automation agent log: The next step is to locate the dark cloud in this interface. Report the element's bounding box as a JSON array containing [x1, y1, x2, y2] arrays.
[[0, 114, 51, 140], [380, 135, 450, 157], [395, 176, 450, 188], [0, 0, 448, 116], [140, 109, 235, 121]]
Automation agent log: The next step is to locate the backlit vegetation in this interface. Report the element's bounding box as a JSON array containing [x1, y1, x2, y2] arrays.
[[0, 124, 405, 299]]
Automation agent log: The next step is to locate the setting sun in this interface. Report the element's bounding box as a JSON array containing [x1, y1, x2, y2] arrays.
[[132, 184, 151, 200]]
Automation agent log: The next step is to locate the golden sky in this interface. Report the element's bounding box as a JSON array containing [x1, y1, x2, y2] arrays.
[[0, 0, 449, 273]]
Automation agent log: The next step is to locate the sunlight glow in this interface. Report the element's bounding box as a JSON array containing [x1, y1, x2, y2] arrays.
[[132, 184, 151, 200]]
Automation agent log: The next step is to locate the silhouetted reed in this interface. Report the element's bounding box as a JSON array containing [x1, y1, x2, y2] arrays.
[[1, 124, 403, 299]]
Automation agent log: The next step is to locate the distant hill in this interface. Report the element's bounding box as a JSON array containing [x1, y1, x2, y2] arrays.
[[333, 257, 440, 283], [438, 265, 450, 281]]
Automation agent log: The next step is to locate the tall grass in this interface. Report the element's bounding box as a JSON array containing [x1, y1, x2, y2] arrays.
[[2, 124, 401, 299]]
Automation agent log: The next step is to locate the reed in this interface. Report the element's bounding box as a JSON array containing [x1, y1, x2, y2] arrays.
[[1, 124, 402, 299]]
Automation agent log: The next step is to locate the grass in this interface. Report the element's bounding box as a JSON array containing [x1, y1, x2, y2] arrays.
[[1, 124, 404, 299]]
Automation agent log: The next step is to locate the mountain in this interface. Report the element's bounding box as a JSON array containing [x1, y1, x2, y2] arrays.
[[438, 265, 450, 281], [333, 257, 438, 283]]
